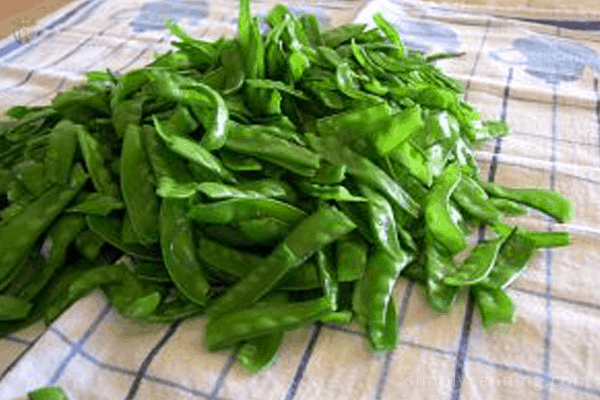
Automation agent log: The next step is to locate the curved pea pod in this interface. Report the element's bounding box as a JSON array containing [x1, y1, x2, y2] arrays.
[[424, 162, 467, 255], [221, 150, 263, 172], [484, 182, 574, 224], [152, 115, 236, 183], [220, 40, 245, 95], [188, 198, 306, 225], [235, 331, 285, 374], [237, 217, 290, 244], [103, 280, 162, 319], [160, 198, 210, 306], [451, 175, 503, 224], [372, 12, 404, 58], [376, 106, 424, 157], [121, 124, 160, 245], [0, 294, 33, 321], [336, 233, 367, 282], [27, 385, 69, 400], [206, 206, 356, 318], [488, 198, 529, 216], [443, 232, 510, 286], [0, 166, 87, 291], [425, 235, 459, 313], [131, 297, 204, 324], [359, 247, 412, 347], [196, 180, 295, 201], [311, 163, 346, 185], [316, 250, 338, 307], [86, 215, 161, 261], [320, 310, 353, 325], [335, 62, 380, 102], [299, 182, 366, 202], [245, 79, 309, 100], [44, 119, 78, 185], [471, 286, 517, 329], [388, 141, 431, 188], [127, 262, 172, 283], [75, 229, 106, 261], [205, 297, 333, 352], [76, 125, 119, 198], [66, 193, 124, 215], [322, 23, 367, 48], [368, 299, 399, 355]]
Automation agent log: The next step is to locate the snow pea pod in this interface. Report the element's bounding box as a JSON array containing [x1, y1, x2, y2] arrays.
[[372, 12, 404, 58], [66, 193, 124, 215], [322, 23, 367, 48], [205, 297, 333, 351], [126, 262, 172, 283], [359, 184, 403, 259], [27, 385, 69, 400], [235, 331, 284, 374], [237, 217, 290, 244], [300, 13, 323, 47], [196, 180, 292, 200], [86, 215, 161, 261], [131, 297, 204, 324], [488, 198, 529, 216], [74, 229, 105, 261], [207, 206, 355, 318], [424, 162, 467, 255], [425, 234, 459, 313], [103, 279, 162, 319], [368, 298, 399, 354], [160, 198, 210, 306], [336, 233, 367, 282], [188, 198, 306, 225], [316, 250, 338, 307], [121, 124, 160, 245], [443, 232, 510, 286], [0, 167, 87, 290], [76, 125, 119, 198], [44, 119, 78, 185], [484, 182, 574, 224], [0, 294, 32, 321], [320, 310, 353, 325], [471, 286, 516, 329], [452, 175, 503, 224]]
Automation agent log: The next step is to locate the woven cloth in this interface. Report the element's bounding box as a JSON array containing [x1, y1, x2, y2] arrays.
[[1, 0, 600, 399]]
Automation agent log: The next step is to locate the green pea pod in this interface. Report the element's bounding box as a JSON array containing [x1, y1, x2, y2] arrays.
[[335, 62, 380, 102], [12, 161, 47, 198], [220, 40, 245, 95], [322, 23, 367, 48], [103, 280, 162, 319], [127, 262, 172, 283], [452, 175, 503, 223], [225, 121, 320, 177], [443, 232, 510, 286], [188, 198, 306, 225], [76, 125, 119, 198], [425, 235, 459, 313], [66, 193, 124, 215], [27, 385, 69, 400], [320, 310, 353, 325], [0, 167, 87, 290], [196, 180, 292, 200], [488, 198, 529, 216], [478, 227, 538, 290], [221, 150, 263, 171], [471, 286, 517, 329], [372, 12, 404, 58], [0, 294, 33, 321], [377, 107, 424, 157], [130, 297, 204, 324], [122, 212, 141, 244], [245, 79, 309, 100], [160, 198, 210, 306], [74, 229, 106, 261], [300, 13, 323, 47], [44, 120, 78, 185], [484, 182, 574, 223], [316, 250, 338, 308], [121, 124, 160, 245], [299, 182, 366, 202], [111, 98, 143, 139], [389, 141, 431, 187], [306, 134, 420, 221], [207, 206, 355, 318], [235, 331, 285, 374], [368, 298, 400, 355], [336, 233, 367, 282], [86, 215, 161, 261], [311, 163, 346, 185], [205, 297, 333, 351], [152, 115, 236, 183], [360, 247, 412, 346], [237, 218, 290, 244], [424, 163, 467, 255]]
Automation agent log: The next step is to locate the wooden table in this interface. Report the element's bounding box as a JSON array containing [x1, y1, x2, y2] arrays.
[[0, 0, 81, 40]]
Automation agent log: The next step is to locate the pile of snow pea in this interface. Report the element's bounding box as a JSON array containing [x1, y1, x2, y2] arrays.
[[0, 0, 574, 374]]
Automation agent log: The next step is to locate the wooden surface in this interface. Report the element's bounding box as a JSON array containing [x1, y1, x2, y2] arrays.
[[0, 0, 81, 40]]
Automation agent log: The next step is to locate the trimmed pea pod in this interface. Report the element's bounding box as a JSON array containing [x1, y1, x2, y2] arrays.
[[488, 198, 529, 217], [451, 174, 504, 224], [189, 198, 306, 225], [205, 297, 333, 351], [0, 165, 87, 291], [132, 296, 204, 324], [424, 162, 467, 255], [160, 198, 210, 306], [75, 125, 119, 198], [206, 205, 356, 318], [103, 278, 163, 319], [471, 286, 517, 330], [336, 232, 368, 282], [443, 229, 512, 287], [235, 331, 285, 374], [237, 217, 291, 244], [27, 385, 70, 400], [121, 124, 160, 245], [484, 182, 574, 224], [424, 233, 459, 314]]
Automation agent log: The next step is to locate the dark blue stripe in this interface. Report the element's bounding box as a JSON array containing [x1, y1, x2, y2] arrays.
[[208, 353, 236, 400], [124, 321, 182, 400], [517, 19, 600, 31], [47, 303, 112, 385], [463, 18, 491, 102], [3, 335, 33, 346], [284, 323, 322, 400], [0, 333, 43, 382]]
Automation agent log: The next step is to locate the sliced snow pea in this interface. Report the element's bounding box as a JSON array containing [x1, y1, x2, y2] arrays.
[[389, 141, 431, 187], [235, 331, 285, 374], [306, 134, 420, 221], [0, 166, 87, 290], [66, 193, 124, 215], [424, 162, 467, 255], [207, 206, 355, 318], [121, 124, 160, 245], [443, 232, 510, 286], [86, 215, 161, 261], [471, 286, 516, 329], [188, 198, 306, 225], [220, 150, 263, 172], [205, 297, 333, 351], [335, 62, 380, 102], [0, 294, 33, 321], [159, 198, 210, 306], [44, 119, 78, 185], [484, 182, 574, 223], [76, 126, 119, 198], [220, 40, 245, 95]]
